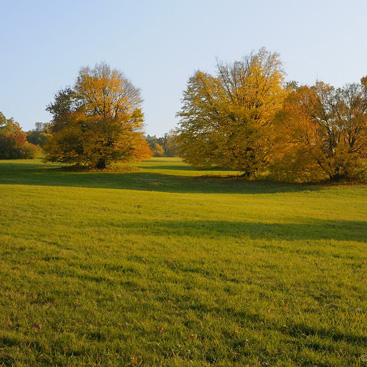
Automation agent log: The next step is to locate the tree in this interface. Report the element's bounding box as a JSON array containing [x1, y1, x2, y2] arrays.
[[272, 79, 367, 181], [0, 112, 38, 159], [26, 122, 51, 147], [153, 142, 165, 156], [44, 63, 151, 169], [161, 130, 179, 157], [145, 130, 179, 157], [177, 49, 287, 176]]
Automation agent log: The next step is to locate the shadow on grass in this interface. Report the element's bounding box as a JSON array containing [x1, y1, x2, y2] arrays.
[[98, 219, 367, 243], [287, 321, 367, 344], [0, 161, 319, 194], [142, 163, 238, 172], [139, 164, 198, 171]]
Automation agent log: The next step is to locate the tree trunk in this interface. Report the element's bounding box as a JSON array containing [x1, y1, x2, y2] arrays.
[[329, 166, 346, 181], [96, 158, 106, 169], [241, 169, 255, 178], [329, 172, 343, 181]]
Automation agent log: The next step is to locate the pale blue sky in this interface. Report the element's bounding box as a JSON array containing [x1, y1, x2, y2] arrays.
[[1, 0, 367, 135]]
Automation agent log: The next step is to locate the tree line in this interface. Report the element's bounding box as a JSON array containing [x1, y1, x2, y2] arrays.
[[177, 49, 367, 182], [145, 131, 178, 157], [1, 51, 367, 181]]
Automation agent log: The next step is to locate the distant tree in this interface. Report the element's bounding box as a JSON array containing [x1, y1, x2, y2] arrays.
[[0, 112, 5, 126], [153, 142, 164, 156], [161, 130, 179, 157], [146, 135, 158, 153], [0, 112, 38, 159], [26, 122, 51, 147], [145, 130, 179, 157], [177, 48, 287, 176], [44, 63, 151, 169], [272, 79, 367, 181]]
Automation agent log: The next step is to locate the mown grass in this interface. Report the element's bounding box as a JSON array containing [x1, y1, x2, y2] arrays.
[[0, 158, 366, 366]]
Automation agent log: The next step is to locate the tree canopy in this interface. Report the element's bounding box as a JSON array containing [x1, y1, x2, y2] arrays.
[[0, 112, 38, 159], [44, 63, 151, 169], [271, 79, 367, 181], [146, 130, 178, 157], [177, 49, 367, 182], [26, 122, 51, 147], [177, 48, 287, 176]]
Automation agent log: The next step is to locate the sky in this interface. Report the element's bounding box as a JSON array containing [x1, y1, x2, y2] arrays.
[[1, 0, 367, 136]]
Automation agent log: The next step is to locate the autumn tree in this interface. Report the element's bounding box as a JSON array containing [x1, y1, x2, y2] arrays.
[[146, 135, 163, 156], [177, 49, 287, 176], [44, 63, 151, 169], [145, 130, 179, 157], [0, 112, 38, 159], [161, 130, 179, 157], [272, 79, 367, 181], [153, 142, 165, 157], [26, 122, 51, 147]]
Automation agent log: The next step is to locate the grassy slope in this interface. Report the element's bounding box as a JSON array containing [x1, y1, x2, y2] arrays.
[[0, 158, 366, 367]]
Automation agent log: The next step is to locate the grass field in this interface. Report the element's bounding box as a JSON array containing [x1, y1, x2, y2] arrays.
[[0, 158, 366, 366]]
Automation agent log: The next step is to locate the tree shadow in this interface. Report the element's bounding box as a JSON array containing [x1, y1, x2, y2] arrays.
[[286, 321, 367, 344], [0, 161, 320, 194], [139, 164, 199, 171], [142, 163, 239, 172], [92, 218, 367, 243]]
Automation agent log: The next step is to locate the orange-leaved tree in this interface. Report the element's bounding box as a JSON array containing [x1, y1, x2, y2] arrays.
[[271, 79, 367, 181], [0, 112, 38, 159], [44, 63, 151, 169]]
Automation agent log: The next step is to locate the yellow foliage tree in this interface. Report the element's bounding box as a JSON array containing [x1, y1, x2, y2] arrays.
[[177, 49, 287, 176], [44, 63, 151, 169]]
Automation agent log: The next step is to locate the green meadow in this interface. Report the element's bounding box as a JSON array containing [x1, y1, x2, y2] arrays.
[[0, 158, 366, 367]]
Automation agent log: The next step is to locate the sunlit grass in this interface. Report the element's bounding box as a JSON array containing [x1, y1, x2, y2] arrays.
[[0, 158, 366, 366]]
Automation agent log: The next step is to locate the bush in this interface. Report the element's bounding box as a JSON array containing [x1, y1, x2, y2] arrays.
[[0, 112, 38, 159]]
